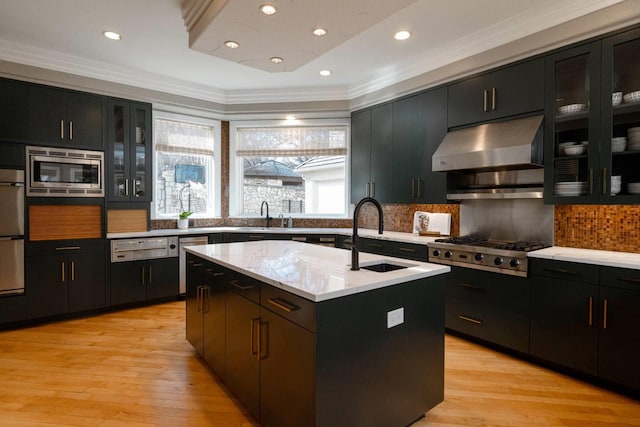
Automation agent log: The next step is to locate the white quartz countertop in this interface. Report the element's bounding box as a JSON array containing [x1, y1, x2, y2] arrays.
[[186, 240, 450, 302], [108, 226, 441, 245], [528, 246, 640, 270]]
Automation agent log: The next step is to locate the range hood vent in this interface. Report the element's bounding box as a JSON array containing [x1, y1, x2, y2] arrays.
[[432, 115, 544, 172]]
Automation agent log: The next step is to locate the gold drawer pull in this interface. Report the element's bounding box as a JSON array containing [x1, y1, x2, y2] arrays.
[[458, 315, 482, 325], [268, 298, 299, 313], [230, 279, 253, 290]]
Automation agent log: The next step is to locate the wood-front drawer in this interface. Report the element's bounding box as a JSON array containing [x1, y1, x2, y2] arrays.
[[261, 285, 316, 332]]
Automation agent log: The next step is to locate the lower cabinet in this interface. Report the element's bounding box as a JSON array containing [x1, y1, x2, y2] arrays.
[[110, 258, 178, 305], [445, 266, 530, 353], [26, 240, 106, 319]]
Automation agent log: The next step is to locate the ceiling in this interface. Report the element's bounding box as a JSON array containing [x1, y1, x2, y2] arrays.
[[0, 0, 631, 106]]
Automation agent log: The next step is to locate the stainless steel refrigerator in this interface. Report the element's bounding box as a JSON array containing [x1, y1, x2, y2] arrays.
[[0, 169, 25, 296]]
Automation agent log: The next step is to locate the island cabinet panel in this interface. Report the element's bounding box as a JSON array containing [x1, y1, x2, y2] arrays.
[[598, 266, 640, 391]]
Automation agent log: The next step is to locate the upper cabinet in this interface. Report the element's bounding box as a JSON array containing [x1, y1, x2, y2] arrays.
[[447, 58, 545, 128], [545, 28, 640, 204], [106, 98, 152, 202], [27, 85, 104, 149], [0, 78, 28, 142]]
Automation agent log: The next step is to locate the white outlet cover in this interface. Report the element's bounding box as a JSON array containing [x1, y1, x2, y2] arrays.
[[387, 307, 404, 328]]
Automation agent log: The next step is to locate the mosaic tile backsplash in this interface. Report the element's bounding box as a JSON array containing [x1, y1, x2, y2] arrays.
[[554, 205, 640, 253]]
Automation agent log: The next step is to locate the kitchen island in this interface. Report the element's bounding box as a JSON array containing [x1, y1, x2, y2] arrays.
[[185, 240, 449, 427]]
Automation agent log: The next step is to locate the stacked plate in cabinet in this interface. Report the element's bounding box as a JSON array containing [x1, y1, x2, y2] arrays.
[[611, 175, 622, 195], [629, 127, 640, 151], [628, 182, 640, 195], [555, 181, 588, 196]]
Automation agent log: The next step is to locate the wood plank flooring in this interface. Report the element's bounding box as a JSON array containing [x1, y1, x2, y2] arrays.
[[0, 301, 638, 426]]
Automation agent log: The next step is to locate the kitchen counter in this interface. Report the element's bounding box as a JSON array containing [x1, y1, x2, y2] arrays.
[[528, 246, 640, 270], [108, 226, 441, 245], [186, 240, 449, 302]]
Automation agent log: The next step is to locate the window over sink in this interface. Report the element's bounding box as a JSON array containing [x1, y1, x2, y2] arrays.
[[229, 119, 350, 218], [152, 111, 221, 219]]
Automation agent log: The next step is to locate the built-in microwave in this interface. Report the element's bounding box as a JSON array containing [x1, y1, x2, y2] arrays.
[[26, 146, 104, 197]]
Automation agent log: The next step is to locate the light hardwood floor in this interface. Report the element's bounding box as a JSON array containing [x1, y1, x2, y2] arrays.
[[0, 301, 638, 426]]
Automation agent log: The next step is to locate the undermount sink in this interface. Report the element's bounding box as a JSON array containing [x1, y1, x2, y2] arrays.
[[361, 262, 414, 273]]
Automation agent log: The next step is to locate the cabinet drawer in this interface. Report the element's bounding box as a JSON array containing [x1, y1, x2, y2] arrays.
[[392, 242, 428, 261], [226, 269, 261, 303], [359, 237, 391, 255], [261, 285, 316, 332], [530, 259, 599, 284], [600, 266, 640, 290]]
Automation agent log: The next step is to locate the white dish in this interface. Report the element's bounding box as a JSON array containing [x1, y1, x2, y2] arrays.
[[613, 91, 623, 106], [623, 91, 640, 104], [611, 140, 626, 152], [564, 145, 586, 156], [558, 103, 587, 114]]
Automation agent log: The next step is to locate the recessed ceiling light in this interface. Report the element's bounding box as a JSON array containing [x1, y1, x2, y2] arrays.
[[260, 4, 277, 15], [224, 40, 240, 49], [270, 56, 284, 64], [312, 28, 327, 37], [394, 30, 411, 41], [103, 31, 121, 41], [320, 70, 332, 76]]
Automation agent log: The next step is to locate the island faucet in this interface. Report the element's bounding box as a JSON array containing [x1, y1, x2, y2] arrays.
[[351, 197, 384, 271], [260, 200, 272, 228]]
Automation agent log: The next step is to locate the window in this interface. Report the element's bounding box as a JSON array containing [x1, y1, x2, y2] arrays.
[[230, 119, 349, 218], [152, 111, 221, 219]]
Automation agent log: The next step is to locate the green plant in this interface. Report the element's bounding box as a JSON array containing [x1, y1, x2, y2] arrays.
[[179, 211, 193, 220]]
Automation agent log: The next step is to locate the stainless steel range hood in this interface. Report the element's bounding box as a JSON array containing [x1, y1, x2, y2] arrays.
[[432, 115, 545, 200], [432, 115, 544, 172]]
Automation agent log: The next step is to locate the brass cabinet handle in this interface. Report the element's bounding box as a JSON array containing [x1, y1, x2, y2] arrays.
[[602, 168, 607, 195], [61, 261, 65, 282], [458, 315, 482, 325], [483, 90, 488, 112], [204, 268, 223, 276], [417, 179, 423, 198], [543, 267, 578, 276], [603, 298, 608, 329], [491, 87, 497, 110], [366, 182, 370, 197], [588, 296, 593, 326], [192, 263, 203, 267], [618, 277, 640, 284], [230, 279, 254, 290], [459, 282, 484, 291], [371, 182, 375, 198], [71, 260, 75, 282], [55, 246, 80, 251], [250, 318, 260, 355], [148, 265, 152, 284], [197, 286, 203, 312], [369, 243, 384, 248], [268, 297, 299, 313], [398, 247, 416, 253], [69, 121, 73, 140], [202, 286, 210, 313], [259, 320, 268, 360], [589, 168, 594, 194], [125, 178, 129, 196], [60, 120, 65, 139], [411, 179, 416, 198], [141, 266, 145, 285]]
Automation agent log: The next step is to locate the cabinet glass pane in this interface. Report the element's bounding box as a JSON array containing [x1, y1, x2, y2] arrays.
[[112, 105, 126, 197], [611, 38, 640, 195], [134, 107, 147, 198], [553, 54, 591, 197]]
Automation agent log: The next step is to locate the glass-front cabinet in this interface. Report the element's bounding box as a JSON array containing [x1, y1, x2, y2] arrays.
[[107, 99, 152, 202], [545, 28, 640, 204]]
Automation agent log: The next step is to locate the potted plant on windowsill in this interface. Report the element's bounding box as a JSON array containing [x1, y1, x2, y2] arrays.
[[178, 211, 192, 229]]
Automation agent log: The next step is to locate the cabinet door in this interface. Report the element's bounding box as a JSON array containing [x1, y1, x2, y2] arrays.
[[186, 267, 204, 355], [600, 28, 640, 203], [392, 95, 421, 203], [530, 274, 598, 375], [260, 308, 315, 427], [225, 291, 261, 419], [26, 254, 68, 319], [447, 73, 491, 127], [490, 58, 545, 119], [27, 85, 68, 144], [598, 267, 640, 391], [203, 280, 226, 376], [0, 78, 28, 142], [544, 42, 602, 204], [146, 257, 178, 300], [65, 91, 104, 149], [130, 102, 152, 201], [107, 99, 130, 201], [417, 87, 448, 203], [68, 251, 106, 312], [350, 109, 372, 203], [369, 104, 393, 202], [110, 260, 146, 305]]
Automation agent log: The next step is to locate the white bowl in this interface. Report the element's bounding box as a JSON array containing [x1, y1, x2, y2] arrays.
[[612, 92, 623, 106], [623, 91, 640, 103], [559, 103, 587, 114], [564, 145, 586, 156], [612, 140, 627, 152]]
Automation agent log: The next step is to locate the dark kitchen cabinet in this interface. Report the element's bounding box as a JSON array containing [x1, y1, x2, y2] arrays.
[[27, 84, 104, 149], [447, 58, 545, 128], [0, 294, 26, 325], [529, 259, 600, 375], [185, 253, 226, 375], [107, 98, 152, 202], [392, 88, 448, 203], [0, 78, 28, 142], [110, 257, 178, 305], [598, 267, 640, 391], [357, 237, 429, 262], [350, 103, 393, 202], [26, 241, 106, 319], [445, 266, 530, 353], [545, 28, 640, 204]]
